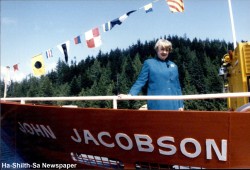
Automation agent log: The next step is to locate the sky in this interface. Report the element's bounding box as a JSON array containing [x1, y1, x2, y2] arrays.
[[1, 0, 250, 82]]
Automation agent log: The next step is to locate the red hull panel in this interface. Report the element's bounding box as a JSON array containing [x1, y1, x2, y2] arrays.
[[1, 101, 250, 168]]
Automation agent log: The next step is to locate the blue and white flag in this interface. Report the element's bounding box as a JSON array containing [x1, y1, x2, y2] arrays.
[[102, 22, 112, 32], [57, 41, 70, 63], [102, 10, 136, 32], [144, 3, 153, 13], [46, 49, 53, 58]]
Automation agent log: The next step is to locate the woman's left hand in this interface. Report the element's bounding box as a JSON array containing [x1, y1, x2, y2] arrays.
[[178, 108, 184, 111]]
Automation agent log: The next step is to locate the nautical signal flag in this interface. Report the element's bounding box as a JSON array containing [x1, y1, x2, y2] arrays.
[[31, 54, 45, 76], [144, 3, 153, 13], [102, 10, 136, 32], [85, 27, 102, 48], [57, 41, 70, 63], [13, 64, 19, 72], [74, 36, 81, 45], [166, 0, 184, 13], [46, 49, 53, 58]]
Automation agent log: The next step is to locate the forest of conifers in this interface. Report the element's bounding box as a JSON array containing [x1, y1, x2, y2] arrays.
[[1, 35, 234, 110]]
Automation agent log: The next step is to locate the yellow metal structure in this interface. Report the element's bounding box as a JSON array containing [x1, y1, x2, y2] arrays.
[[220, 42, 250, 110]]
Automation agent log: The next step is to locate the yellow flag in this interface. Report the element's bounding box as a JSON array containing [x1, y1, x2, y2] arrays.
[[31, 54, 45, 76]]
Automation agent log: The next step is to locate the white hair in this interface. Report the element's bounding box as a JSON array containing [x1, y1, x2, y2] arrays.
[[154, 39, 172, 52]]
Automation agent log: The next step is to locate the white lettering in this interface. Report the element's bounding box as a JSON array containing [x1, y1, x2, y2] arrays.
[[206, 139, 227, 161], [1, 163, 11, 168], [84, 130, 99, 145], [32, 163, 40, 168], [18, 122, 56, 139], [40, 125, 56, 139], [30, 124, 45, 137], [18, 122, 26, 133], [71, 128, 82, 143], [157, 136, 176, 155], [23, 123, 35, 135], [98, 132, 115, 148], [115, 133, 133, 150], [134, 134, 154, 152], [180, 138, 201, 158], [69, 128, 228, 162]]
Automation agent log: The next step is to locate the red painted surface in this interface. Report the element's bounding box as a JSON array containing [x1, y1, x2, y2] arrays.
[[1, 101, 250, 169]]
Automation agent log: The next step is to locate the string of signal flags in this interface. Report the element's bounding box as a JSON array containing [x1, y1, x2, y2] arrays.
[[4, 0, 184, 78]]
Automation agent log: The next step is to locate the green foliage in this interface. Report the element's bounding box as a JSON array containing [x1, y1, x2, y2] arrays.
[[1, 35, 233, 110]]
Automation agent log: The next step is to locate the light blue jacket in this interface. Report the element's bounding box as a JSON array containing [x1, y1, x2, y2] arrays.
[[129, 57, 184, 110]]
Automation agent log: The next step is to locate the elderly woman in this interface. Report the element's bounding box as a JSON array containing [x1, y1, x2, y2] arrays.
[[128, 39, 184, 110]]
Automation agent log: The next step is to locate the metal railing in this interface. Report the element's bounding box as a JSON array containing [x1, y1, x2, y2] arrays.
[[1, 92, 250, 109]]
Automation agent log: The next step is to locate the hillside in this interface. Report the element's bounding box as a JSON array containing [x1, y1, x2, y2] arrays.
[[1, 35, 233, 110]]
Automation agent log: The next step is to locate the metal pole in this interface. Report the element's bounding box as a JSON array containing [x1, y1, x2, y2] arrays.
[[113, 98, 117, 109], [3, 82, 7, 98], [228, 0, 237, 48], [21, 99, 25, 104]]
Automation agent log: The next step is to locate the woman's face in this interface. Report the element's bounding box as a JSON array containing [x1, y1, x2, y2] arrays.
[[157, 46, 170, 61]]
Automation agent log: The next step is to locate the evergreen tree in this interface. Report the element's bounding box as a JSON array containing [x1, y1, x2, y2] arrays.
[[70, 76, 81, 96], [27, 76, 40, 97], [182, 70, 199, 110], [87, 59, 101, 84], [39, 76, 53, 104], [47, 70, 58, 85], [56, 59, 71, 84], [118, 57, 133, 108], [0, 80, 4, 97], [96, 64, 114, 108], [109, 48, 123, 80], [53, 83, 71, 105], [188, 51, 206, 93], [39, 76, 53, 97]]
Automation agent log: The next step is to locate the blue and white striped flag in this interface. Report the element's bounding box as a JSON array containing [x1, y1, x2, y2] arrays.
[[144, 3, 153, 13], [46, 49, 53, 58]]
